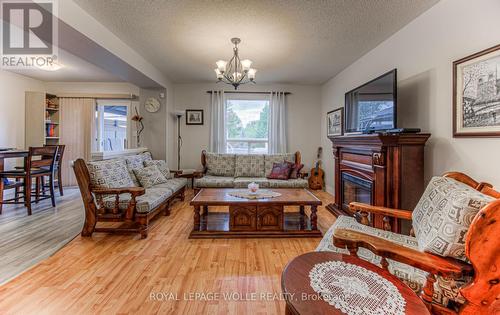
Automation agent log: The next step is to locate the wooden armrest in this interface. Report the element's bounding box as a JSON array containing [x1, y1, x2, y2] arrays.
[[92, 187, 145, 197], [349, 202, 413, 220], [333, 229, 473, 278]]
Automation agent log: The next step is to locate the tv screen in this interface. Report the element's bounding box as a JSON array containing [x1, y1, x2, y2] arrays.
[[345, 69, 397, 133]]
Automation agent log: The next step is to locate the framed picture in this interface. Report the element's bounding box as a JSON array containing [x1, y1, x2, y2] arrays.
[[327, 108, 343, 137], [453, 44, 500, 137], [186, 109, 204, 125]]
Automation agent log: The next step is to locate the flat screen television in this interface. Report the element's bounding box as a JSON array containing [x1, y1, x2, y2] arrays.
[[345, 69, 397, 133]]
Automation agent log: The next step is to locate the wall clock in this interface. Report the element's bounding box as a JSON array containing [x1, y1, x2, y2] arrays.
[[145, 97, 161, 113]]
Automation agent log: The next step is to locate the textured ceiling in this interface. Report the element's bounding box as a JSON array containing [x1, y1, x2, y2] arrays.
[[75, 0, 439, 84]]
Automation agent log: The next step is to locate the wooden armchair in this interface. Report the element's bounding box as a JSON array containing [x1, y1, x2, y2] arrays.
[[332, 172, 500, 315]]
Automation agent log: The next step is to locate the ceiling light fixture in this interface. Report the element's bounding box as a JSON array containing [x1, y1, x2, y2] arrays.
[[214, 38, 256, 90]]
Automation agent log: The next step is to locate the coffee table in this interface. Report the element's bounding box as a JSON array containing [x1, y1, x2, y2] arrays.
[[189, 188, 322, 238], [282, 252, 430, 315]]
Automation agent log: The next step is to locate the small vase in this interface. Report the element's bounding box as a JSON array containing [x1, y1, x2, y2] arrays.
[[248, 182, 259, 193]]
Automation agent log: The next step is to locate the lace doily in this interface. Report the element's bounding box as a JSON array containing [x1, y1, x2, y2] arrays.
[[227, 189, 282, 199], [309, 260, 406, 315]]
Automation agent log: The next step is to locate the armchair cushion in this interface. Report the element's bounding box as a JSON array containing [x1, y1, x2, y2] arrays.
[[205, 153, 236, 177], [412, 176, 494, 261], [102, 187, 172, 214], [264, 153, 295, 176], [317, 215, 469, 307], [133, 165, 168, 188], [153, 178, 187, 193], [144, 160, 172, 179], [87, 159, 135, 189], [234, 155, 265, 177]]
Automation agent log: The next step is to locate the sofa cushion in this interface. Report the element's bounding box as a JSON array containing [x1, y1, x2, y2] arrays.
[[412, 176, 494, 261], [264, 153, 295, 176], [267, 178, 308, 188], [233, 177, 269, 188], [144, 160, 172, 179], [133, 165, 168, 188], [102, 187, 172, 214], [124, 152, 152, 186], [153, 178, 187, 193], [87, 159, 134, 189], [267, 162, 292, 180], [316, 215, 470, 307], [205, 153, 236, 177], [234, 155, 265, 177], [194, 175, 234, 188]]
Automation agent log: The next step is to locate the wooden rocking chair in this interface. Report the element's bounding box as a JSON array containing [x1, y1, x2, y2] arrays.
[[332, 172, 500, 315]]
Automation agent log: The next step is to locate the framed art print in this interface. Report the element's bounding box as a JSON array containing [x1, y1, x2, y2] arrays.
[[327, 108, 343, 137], [186, 109, 204, 125], [453, 44, 500, 137]]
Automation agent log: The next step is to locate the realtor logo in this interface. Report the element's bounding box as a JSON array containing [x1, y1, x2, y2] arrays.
[[1, 0, 58, 68]]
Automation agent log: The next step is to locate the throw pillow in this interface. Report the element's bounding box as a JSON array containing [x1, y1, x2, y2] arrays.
[[133, 165, 168, 188], [87, 159, 134, 188], [267, 162, 292, 180], [288, 161, 304, 179], [144, 160, 172, 179], [412, 176, 494, 261], [264, 153, 295, 176]]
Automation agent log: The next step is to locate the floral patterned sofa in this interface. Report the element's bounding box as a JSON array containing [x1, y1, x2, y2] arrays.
[[73, 151, 187, 238], [194, 150, 308, 192]]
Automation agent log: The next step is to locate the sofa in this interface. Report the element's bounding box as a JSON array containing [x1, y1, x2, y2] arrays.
[[73, 151, 187, 239], [194, 150, 308, 192]]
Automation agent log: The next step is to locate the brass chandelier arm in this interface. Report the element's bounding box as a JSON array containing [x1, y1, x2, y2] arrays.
[[215, 38, 256, 90]]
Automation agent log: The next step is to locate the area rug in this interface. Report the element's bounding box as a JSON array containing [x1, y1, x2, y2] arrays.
[[0, 188, 84, 285]]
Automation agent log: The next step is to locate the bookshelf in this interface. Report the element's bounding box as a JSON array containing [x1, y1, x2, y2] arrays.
[[25, 92, 61, 147]]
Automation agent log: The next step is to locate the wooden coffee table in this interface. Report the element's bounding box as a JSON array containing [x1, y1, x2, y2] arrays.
[[189, 188, 322, 238], [282, 252, 430, 315]]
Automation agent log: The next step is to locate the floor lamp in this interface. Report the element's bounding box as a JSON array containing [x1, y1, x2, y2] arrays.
[[174, 110, 184, 170]]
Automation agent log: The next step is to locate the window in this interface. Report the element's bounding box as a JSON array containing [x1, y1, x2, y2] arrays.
[[225, 97, 269, 154], [95, 100, 131, 152]]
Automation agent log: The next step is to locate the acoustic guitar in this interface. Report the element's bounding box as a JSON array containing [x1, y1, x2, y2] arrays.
[[308, 147, 325, 190]]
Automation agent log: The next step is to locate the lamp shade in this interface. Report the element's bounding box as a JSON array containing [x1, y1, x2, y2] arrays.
[[216, 60, 227, 72], [241, 59, 252, 71], [173, 110, 185, 118]]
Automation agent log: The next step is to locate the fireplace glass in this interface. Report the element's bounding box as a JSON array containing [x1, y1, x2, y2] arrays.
[[341, 173, 373, 211]]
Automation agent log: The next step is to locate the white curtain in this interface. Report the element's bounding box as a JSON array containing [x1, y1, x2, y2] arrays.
[[60, 98, 96, 186], [209, 90, 226, 153], [269, 91, 287, 153]]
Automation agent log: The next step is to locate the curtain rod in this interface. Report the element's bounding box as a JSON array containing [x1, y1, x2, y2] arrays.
[[57, 93, 139, 100], [206, 91, 291, 95]]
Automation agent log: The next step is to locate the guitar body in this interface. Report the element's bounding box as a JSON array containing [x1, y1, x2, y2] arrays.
[[308, 166, 324, 190]]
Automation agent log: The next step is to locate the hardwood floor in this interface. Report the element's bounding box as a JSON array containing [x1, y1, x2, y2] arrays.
[[0, 189, 336, 315]]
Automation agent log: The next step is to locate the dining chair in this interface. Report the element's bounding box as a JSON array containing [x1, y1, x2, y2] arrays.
[[0, 146, 58, 215]]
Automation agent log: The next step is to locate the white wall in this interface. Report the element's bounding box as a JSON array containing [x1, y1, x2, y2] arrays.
[[321, 0, 500, 192], [173, 83, 322, 171], [0, 70, 45, 168]]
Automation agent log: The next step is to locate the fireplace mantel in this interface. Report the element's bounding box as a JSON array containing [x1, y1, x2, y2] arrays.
[[327, 133, 430, 233]]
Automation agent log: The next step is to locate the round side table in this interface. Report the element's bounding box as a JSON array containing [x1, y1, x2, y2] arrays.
[[281, 252, 430, 315]]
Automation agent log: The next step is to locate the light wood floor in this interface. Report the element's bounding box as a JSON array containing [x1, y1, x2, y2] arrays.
[[0, 189, 336, 315]]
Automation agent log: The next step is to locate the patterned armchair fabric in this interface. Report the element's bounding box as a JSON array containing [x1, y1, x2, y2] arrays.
[[264, 153, 295, 176], [102, 187, 173, 213], [205, 153, 236, 177], [87, 159, 134, 189], [153, 178, 188, 193], [234, 155, 265, 177], [267, 178, 308, 188], [412, 176, 494, 261], [316, 216, 470, 307], [194, 176, 235, 188], [144, 160, 172, 179], [233, 177, 269, 188]]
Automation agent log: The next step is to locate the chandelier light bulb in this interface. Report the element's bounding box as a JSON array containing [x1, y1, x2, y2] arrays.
[[214, 69, 223, 79], [241, 59, 252, 71], [216, 60, 227, 73], [248, 68, 257, 80], [233, 72, 242, 79]]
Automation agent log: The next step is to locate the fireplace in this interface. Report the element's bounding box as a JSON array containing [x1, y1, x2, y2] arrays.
[[341, 173, 372, 212]]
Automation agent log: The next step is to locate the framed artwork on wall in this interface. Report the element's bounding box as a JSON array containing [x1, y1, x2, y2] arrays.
[[186, 109, 204, 125], [327, 107, 343, 137], [453, 44, 500, 137]]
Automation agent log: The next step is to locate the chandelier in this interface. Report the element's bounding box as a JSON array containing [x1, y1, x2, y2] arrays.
[[214, 38, 257, 90]]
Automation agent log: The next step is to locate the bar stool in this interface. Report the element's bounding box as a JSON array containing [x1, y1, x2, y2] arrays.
[[0, 146, 58, 215]]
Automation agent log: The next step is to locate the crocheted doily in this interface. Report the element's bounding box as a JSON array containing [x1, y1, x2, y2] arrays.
[[309, 260, 406, 315], [228, 189, 282, 199]]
